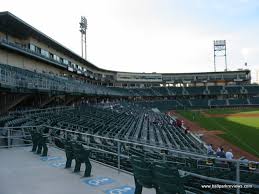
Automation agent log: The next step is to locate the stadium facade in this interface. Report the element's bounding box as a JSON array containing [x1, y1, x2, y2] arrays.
[[0, 11, 251, 88], [1, 11, 259, 114]]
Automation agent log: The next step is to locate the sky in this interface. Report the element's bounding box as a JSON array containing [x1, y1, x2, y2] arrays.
[[1, 0, 259, 81]]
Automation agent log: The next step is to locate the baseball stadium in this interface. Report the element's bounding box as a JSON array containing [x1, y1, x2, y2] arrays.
[[0, 8, 259, 194]]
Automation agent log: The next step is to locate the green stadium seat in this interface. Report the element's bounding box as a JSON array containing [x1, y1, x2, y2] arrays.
[[153, 164, 186, 194], [130, 156, 157, 194]]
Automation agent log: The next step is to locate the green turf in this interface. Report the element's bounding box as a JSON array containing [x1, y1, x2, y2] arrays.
[[177, 109, 259, 158]]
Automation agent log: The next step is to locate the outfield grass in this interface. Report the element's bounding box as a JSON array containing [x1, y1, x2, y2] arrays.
[[177, 109, 259, 158]]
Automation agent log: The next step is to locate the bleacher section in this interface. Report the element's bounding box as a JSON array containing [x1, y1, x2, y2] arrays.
[[185, 86, 206, 95], [0, 63, 121, 96], [225, 85, 242, 95], [208, 86, 223, 95], [190, 99, 208, 108], [1, 104, 259, 194], [153, 87, 170, 96], [228, 98, 248, 106], [1, 63, 259, 100], [167, 87, 183, 95], [0, 103, 205, 154], [210, 99, 227, 107], [135, 100, 179, 111], [179, 99, 191, 107], [130, 154, 259, 194], [130, 97, 258, 112], [1, 63, 259, 115], [244, 85, 259, 94], [249, 97, 259, 105]]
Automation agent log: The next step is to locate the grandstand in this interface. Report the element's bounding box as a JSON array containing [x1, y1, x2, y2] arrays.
[[0, 11, 259, 194]]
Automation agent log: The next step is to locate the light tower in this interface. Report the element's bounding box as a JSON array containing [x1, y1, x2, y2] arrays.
[[80, 16, 87, 59], [213, 40, 227, 72]]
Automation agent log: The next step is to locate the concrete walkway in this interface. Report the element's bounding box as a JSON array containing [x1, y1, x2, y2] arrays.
[[0, 146, 156, 194]]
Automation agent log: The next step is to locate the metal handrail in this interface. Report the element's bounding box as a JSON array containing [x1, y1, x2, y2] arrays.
[[1, 125, 259, 193], [0, 125, 258, 164]]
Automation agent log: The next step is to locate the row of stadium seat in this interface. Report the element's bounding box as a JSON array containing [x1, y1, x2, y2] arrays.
[[130, 151, 259, 193], [133, 97, 259, 111], [1, 103, 258, 193], [1, 63, 259, 97], [0, 63, 121, 96], [111, 85, 259, 96], [0, 103, 206, 153]]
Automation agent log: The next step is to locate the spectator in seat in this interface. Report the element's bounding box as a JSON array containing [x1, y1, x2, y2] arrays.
[[184, 127, 189, 134], [207, 144, 214, 155], [217, 147, 226, 158], [225, 149, 234, 160], [216, 147, 221, 155], [176, 119, 182, 127]]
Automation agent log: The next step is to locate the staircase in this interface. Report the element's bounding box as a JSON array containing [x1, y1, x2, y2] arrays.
[[208, 99, 211, 107], [65, 96, 78, 106], [165, 87, 172, 96], [221, 86, 228, 95], [226, 99, 230, 106], [0, 94, 29, 114], [40, 96, 57, 108], [150, 88, 161, 96], [182, 88, 189, 95], [241, 86, 248, 94], [176, 100, 184, 107]]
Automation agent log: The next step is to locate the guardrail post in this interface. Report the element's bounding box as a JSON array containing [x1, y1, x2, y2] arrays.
[[7, 128, 11, 148], [87, 135, 90, 146], [64, 130, 67, 140], [236, 160, 240, 194], [117, 141, 121, 174], [5, 69, 7, 83]]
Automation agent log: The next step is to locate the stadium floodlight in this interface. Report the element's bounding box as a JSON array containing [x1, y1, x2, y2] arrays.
[[79, 16, 87, 59], [213, 40, 227, 72]]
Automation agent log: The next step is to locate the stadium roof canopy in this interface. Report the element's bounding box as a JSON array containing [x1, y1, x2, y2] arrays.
[[0, 11, 251, 76], [0, 11, 115, 73]]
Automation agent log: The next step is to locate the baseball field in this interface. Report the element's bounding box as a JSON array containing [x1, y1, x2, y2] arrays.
[[177, 108, 259, 158]]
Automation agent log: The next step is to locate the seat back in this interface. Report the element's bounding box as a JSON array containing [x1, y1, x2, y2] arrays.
[[130, 157, 154, 188], [73, 143, 84, 161], [153, 164, 186, 194], [82, 147, 91, 160], [64, 140, 74, 156]]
